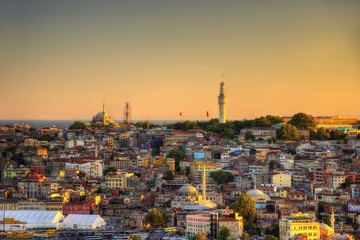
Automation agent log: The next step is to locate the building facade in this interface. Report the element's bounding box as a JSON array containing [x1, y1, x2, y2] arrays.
[[279, 212, 320, 240], [105, 172, 133, 190]]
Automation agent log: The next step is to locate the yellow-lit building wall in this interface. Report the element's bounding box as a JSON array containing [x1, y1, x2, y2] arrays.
[[280, 213, 320, 240], [166, 158, 175, 174]]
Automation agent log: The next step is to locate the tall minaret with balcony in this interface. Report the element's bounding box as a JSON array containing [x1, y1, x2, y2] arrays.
[[330, 207, 335, 229], [202, 165, 206, 201], [218, 75, 227, 124]]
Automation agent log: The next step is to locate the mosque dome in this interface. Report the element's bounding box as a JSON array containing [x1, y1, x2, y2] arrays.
[[247, 188, 270, 201], [320, 223, 331, 230], [177, 184, 199, 198], [96, 112, 103, 118]]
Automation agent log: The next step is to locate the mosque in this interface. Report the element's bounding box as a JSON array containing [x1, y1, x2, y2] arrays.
[[171, 167, 217, 210], [92, 103, 116, 126], [246, 186, 271, 209]]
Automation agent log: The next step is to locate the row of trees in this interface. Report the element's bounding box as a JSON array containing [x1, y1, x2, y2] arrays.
[[276, 125, 349, 142], [273, 113, 350, 142], [168, 112, 352, 142], [210, 170, 234, 185], [67, 113, 354, 142], [167, 115, 284, 139]]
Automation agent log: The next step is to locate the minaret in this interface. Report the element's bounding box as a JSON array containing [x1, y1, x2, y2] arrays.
[[218, 75, 227, 124], [103, 102, 106, 125], [202, 165, 206, 201], [124, 102, 131, 124], [330, 206, 335, 229]]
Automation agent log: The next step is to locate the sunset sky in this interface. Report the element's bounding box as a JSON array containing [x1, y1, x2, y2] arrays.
[[1, 0, 359, 121]]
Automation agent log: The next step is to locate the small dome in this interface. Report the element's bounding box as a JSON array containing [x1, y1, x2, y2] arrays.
[[96, 112, 103, 118], [247, 188, 270, 201], [177, 184, 199, 198], [320, 223, 331, 230]]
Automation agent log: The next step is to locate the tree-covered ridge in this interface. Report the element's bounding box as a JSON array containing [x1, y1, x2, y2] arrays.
[[166, 115, 284, 139], [166, 113, 352, 142]]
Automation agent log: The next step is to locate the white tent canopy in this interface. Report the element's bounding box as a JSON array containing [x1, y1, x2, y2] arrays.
[[62, 214, 106, 230], [0, 211, 65, 230]]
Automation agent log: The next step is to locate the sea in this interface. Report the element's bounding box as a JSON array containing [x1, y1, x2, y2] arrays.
[[0, 120, 180, 130]]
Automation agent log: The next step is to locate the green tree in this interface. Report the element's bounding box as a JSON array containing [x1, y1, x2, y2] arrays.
[[69, 121, 86, 130], [330, 130, 349, 143], [288, 112, 317, 130], [269, 160, 277, 170], [254, 116, 271, 127], [24, 146, 35, 151], [264, 235, 278, 240], [185, 166, 190, 176], [345, 177, 352, 186], [240, 232, 249, 240], [322, 214, 331, 226], [253, 115, 283, 127], [210, 171, 234, 184], [131, 235, 141, 240], [1, 147, 16, 159], [229, 193, 256, 223], [265, 223, 279, 238], [352, 222, 359, 230], [38, 133, 54, 142], [318, 201, 325, 212], [267, 137, 277, 144], [145, 209, 166, 228], [330, 130, 344, 140], [244, 130, 255, 141], [135, 121, 159, 129], [49, 147, 60, 152], [163, 200, 171, 208], [11, 152, 26, 165], [29, 127, 37, 132], [163, 170, 175, 180], [309, 128, 317, 140], [168, 149, 185, 172], [90, 122, 104, 128], [221, 128, 235, 139], [192, 234, 202, 240], [245, 222, 262, 236], [218, 225, 230, 240], [151, 147, 159, 156], [265, 115, 284, 125], [103, 167, 117, 176], [276, 124, 298, 140], [316, 127, 330, 140]]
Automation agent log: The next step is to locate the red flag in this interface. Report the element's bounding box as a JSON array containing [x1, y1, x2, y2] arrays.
[[179, 112, 182, 117], [207, 111, 209, 117]]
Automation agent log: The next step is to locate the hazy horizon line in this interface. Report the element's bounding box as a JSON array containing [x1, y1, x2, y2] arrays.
[[1, 116, 359, 121]]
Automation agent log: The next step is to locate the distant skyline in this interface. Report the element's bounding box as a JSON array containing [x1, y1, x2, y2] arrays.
[[1, 0, 359, 120]]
